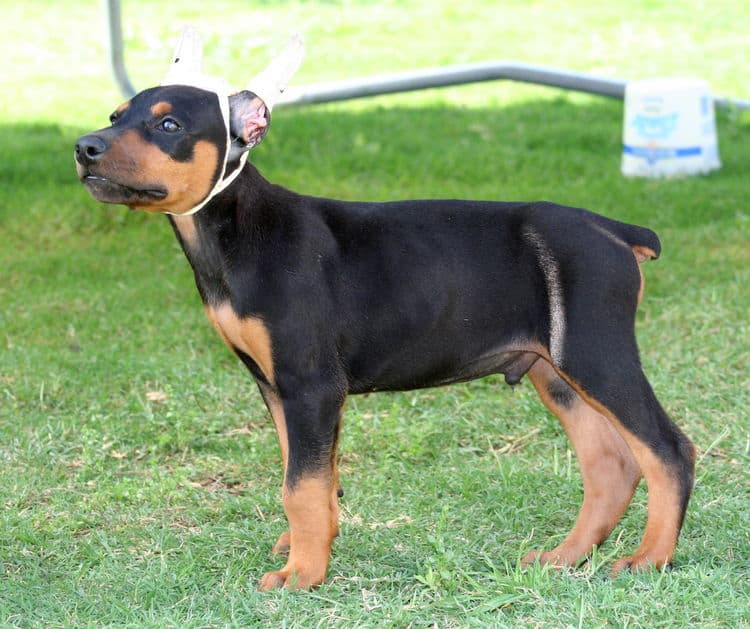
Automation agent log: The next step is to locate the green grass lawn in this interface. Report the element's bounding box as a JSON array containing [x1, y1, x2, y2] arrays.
[[1, 1, 749, 626]]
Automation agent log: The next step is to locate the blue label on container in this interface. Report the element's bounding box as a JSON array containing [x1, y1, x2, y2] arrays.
[[631, 112, 679, 139], [623, 145, 702, 164]]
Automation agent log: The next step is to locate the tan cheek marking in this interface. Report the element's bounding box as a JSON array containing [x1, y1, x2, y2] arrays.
[[162, 140, 221, 214], [204, 303, 275, 384], [150, 101, 173, 117], [104, 130, 221, 214], [100, 129, 142, 177]]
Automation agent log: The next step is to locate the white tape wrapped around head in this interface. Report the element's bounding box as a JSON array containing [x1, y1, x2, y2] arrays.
[[160, 28, 304, 216], [246, 33, 304, 112]]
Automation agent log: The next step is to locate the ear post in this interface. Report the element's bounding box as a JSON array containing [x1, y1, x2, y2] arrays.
[[162, 26, 204, 85], [246, 33, 305, 111]]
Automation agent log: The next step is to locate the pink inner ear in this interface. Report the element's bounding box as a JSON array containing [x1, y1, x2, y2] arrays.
[[241, 101, 268, 147]]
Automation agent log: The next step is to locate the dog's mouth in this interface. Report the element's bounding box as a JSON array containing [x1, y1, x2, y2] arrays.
[[81, 175, 168, 205]]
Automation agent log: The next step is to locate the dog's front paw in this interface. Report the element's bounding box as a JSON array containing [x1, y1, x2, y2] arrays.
[[610, 553, 670, 576], [271, 531, 291, 556]]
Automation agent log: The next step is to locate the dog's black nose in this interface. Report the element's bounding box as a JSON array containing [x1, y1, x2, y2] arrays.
[[75, 135, 108, 165]]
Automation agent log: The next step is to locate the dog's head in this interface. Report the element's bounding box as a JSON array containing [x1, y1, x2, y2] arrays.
[[74, 29, 302, 215], [75, 85, 269, 215]]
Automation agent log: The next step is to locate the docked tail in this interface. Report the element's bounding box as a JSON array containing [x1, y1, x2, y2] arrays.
[[591, 214, 662, 261]]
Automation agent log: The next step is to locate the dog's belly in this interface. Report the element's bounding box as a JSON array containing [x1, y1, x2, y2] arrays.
[[348, 346, 541, 394]]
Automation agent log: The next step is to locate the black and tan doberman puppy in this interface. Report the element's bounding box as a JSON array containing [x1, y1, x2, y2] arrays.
[[75, 84, 695, 590]]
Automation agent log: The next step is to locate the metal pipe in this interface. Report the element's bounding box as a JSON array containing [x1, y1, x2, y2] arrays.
[[275, 61, 629, 107], [275, 61, 750, 110], [104, 0, 136, 98]]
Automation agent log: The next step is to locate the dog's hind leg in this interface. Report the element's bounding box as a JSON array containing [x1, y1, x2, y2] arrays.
[[522, 358, 642, 567], [555, 329, 695, 574], [569, 370, 694, 573], [523, 225, 695, 573]]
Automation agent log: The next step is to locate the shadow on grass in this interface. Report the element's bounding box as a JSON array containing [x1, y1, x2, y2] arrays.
[[0, 96, 747, 251]]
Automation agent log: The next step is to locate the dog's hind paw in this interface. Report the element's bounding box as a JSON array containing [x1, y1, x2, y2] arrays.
[[521, 548, 583, 569], [257, 567, 324, 591]]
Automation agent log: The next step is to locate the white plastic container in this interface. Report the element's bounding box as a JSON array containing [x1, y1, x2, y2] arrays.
[[621, 78, 720, 178]]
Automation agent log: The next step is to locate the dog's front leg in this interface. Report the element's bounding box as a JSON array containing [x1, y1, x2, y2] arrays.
[[257, 387, 344, 591]]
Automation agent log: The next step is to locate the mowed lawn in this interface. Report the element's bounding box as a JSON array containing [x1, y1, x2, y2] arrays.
[[0, 1, 748, 626]]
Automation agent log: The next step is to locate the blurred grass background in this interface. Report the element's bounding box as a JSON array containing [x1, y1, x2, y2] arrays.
[[0, 1, 748, 626]]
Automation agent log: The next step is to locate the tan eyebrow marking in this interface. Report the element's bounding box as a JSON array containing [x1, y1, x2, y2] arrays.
[[115, 101, 131, 115], [150, 101, 173, 117]]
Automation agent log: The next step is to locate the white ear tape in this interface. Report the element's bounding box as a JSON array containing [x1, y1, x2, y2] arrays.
[[162, 27, 204, 86], [161, 27, 231, 95], [246, 34, 305, 111], [157, 28, 304, 215]]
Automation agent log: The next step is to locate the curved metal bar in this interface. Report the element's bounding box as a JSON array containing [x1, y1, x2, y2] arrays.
[[275, 61, 750, 110], [275, 61, 629, 108]]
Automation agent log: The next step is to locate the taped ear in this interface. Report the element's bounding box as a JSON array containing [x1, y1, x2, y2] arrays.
[[245, 33, 304, 111], [229, 91, 270, 150]]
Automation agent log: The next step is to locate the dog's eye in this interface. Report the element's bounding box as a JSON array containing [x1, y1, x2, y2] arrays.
[[158, 118, 182, 133], [109, 112, 119, 125]]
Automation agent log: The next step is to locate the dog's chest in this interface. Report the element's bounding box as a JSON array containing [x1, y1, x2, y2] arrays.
[[171, 214, 274, 383], [204, 302, 274, 383]]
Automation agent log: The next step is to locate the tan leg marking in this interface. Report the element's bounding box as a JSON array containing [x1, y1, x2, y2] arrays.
[[266, 401, 343, 561], [257, 384, 292, 557], [636, 259, 646, 305], [271, 530, 291, 557], [329, 402, 344, 540], [258, 385, 288, 471], [258, 475, 337, 591], [203, 303, 274, 384], [609, 440, 685, 574], [560, 379, 693, 574], [523, 359, 642, 567]]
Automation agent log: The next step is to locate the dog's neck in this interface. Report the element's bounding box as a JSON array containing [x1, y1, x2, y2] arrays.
[[167, 162, 303, 306]]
